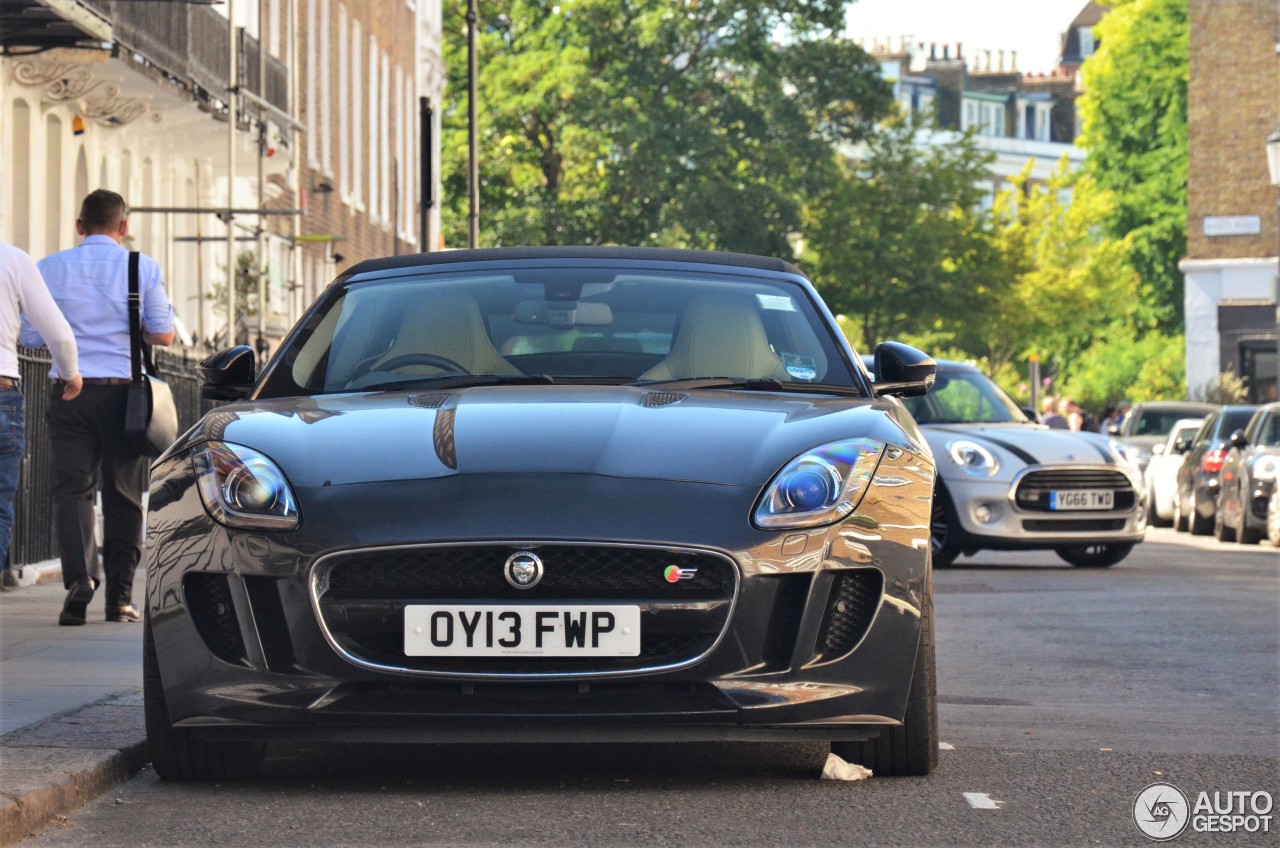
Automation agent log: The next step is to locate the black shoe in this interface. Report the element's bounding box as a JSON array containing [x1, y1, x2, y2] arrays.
[[59, 578, 95, 626], [105, 604, 141, 623], [0, 569, 18, 591]]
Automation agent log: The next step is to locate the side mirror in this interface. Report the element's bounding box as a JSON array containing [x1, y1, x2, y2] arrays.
[[1229, 428, 1249, 450], [1020, 405, 1037, 421], [1152, 443, 1166, 456], [1107, 424, 1121, 436], [199, 345, 257, 401], [871, 341, 936, 398], [1173, 437, 1191, 454]]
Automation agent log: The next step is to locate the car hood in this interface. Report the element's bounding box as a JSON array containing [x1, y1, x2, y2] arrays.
[[922, 423, 1122, 470], [190, 385, 921, 488]]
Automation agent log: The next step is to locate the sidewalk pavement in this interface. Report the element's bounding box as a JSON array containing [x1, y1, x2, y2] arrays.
[[0, 563, 147, 845]]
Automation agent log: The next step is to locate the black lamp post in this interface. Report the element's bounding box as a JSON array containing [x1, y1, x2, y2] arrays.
[[467, 0, 479, 249]]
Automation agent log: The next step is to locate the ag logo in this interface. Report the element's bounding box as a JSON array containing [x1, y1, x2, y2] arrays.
[[1134, 782, 1190, 841]]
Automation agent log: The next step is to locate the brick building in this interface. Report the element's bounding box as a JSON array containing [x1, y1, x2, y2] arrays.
[[1180, 0, 1280, 403]]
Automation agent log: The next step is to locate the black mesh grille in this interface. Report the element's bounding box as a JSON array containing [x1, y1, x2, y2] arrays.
[[815, 570, 882, 662], [184, 573, 248, 667], [1022, 518, 1128, 532], [641, 392, 688, 408], [316, 544, 736, 675], [1014, 468, 1136, 512], [324, 545, 727, 599]]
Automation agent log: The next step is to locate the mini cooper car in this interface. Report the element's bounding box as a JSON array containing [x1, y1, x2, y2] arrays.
[[867, 359, 1146, 568], [1215, 402, 1280, 545], [143, 247, 940, 781]]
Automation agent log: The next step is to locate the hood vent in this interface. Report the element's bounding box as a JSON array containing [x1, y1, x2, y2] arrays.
[[409, 393, 451, 409], [641, 391, 688, 408]]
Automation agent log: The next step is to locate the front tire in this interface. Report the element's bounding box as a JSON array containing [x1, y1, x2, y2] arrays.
[[1214, 506, 1237, 542], [1054, 543, 1134, 568], [1173, 490, 1188, 532], [831, 593, 938, 776], [1147, 481, 1172, 527], [1188, 491, 1214, 536], [929, 485, 964, 569], [1233, 483, 1263, 545], [144, 613, 266, 781]]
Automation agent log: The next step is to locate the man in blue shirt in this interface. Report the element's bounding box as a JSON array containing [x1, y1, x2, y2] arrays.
[[22, 190, 175, 625]]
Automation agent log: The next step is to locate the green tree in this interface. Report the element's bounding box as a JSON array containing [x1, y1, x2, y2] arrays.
[[1061, 327, 1186, 410], [802, 111, 1001, 351], [981, 159, 1139, 378], [441, 0, 894, 251], [1078, 0, 1188, 331]]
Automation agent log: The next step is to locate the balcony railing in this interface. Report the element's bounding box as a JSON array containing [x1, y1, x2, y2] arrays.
[[75, 0, 289, 118]]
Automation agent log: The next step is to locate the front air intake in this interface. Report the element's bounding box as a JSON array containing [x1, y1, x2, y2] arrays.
[[814, 569, 882, 663], [183, 573, 249, 667]]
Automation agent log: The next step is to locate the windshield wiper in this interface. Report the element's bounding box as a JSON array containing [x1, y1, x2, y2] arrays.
[[354, 373, 556, 392], [630, 377, 863, 397]]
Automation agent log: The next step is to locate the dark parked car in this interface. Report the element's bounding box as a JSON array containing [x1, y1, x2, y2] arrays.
[[1215, 402, 1280, 545], [144, 247, 942, 781], [1110, 401, 1219, 475], [1173, 405, 1258, 535], [866, 359, 1146, 568]]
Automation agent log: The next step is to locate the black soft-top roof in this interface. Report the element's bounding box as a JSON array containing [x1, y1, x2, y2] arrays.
[[343, 246, 805, 279]]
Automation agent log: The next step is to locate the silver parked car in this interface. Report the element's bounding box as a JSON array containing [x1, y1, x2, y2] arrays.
[[869, 359, 1146, 568]]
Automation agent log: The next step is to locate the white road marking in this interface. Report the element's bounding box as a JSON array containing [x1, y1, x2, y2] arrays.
[[963, 792, 1004, 810], [939, 742, 955, 750]]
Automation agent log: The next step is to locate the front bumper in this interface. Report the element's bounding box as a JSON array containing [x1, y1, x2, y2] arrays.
[[144, 447, 934, 742], [945, 464, 1146, 549]]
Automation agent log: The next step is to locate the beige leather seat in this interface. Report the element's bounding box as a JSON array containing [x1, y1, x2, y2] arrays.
[[369, 291, 520, 376], [639, 293, 790, 382]]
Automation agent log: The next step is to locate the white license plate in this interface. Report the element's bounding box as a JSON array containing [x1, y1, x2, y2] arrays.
[[404, 605, 641, 657], [1049, 489, 1114, 510]]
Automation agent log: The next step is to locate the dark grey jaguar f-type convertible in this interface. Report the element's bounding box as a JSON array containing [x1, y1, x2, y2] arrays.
[[143, 247, 939, 780]]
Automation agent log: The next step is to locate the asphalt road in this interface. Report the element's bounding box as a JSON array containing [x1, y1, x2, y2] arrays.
[[19, 528, 1279, 847]]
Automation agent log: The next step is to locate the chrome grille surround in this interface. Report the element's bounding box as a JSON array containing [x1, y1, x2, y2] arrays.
[[1009, 465, 1139, 514], [309, 541, 740, 679]]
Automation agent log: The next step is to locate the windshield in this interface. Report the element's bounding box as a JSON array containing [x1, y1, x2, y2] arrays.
[[258, 264, 859, 397], [902, 367, 1028, 425]]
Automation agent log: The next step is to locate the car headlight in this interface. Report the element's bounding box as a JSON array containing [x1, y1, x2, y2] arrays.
[[753, 438, 885, 529], [193, 441, 300, 530], [947, 439, 999, 477], [1253, 456, 1279, 482]]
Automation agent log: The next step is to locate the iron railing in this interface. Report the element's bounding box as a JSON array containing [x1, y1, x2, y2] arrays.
[[12, 346, 212, 567]]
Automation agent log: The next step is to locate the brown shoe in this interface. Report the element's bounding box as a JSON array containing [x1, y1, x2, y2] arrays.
[[59, 578, 95, 626], [105, 604, 141, 623]]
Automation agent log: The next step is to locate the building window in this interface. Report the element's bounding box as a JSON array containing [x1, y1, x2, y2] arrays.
[[319, 0, 331, 173], [381, 50, 392, 227], [352, 17, 363, 209], [1078, 27, 1095, 59], [369, 35, 380, 223], [306, 0, 318, 167], [338, 3, 350, 198]]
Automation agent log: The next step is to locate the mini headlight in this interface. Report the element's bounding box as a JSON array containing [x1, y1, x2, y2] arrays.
[[947, 439, 999, 477], [193, 441, 300, 530], [753, 438, 885, 529], [1253, 456, 1279, 481]]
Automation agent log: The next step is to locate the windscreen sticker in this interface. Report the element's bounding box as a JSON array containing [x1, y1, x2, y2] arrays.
[[756, 294, 797, 312], [781, 353, 817, 381]]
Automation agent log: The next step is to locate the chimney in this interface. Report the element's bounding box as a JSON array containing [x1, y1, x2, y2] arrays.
[[930, 41, 937, 60], [1010, 50, 1017, 71], [942, 44, 950, 60], [956, 43, 963, 61], [998, 49, 1005, 71]]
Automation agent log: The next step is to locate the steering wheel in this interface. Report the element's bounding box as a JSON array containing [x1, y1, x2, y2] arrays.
[[374, 353, 471, 375]]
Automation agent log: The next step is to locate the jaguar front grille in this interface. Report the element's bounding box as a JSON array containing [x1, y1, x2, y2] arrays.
[[312, 543, 738, 677]]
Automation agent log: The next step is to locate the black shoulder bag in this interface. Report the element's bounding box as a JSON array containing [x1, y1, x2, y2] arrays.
[[124, 251, 179, 457]]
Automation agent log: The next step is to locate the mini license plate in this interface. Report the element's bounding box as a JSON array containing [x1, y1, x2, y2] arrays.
[[1049, 489, 1114, 511], [404, 605, 641, 657]]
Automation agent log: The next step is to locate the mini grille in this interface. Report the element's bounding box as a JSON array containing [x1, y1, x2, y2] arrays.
[[814, 570, 882, 662], [1022, 518, 1127, 532], [324, 545, 726, 598], [1014, 468, 1136, 512], [409, 393, 451, 409], [184, 573, 248, 667], [641, 392, 688, 408]]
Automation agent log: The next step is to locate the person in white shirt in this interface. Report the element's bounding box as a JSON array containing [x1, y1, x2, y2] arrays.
[[0, 243, 81, 590], [21, 190, 174, 625]]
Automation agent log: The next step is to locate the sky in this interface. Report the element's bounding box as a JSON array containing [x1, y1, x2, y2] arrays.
[[844, 0, 1095, 75]]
